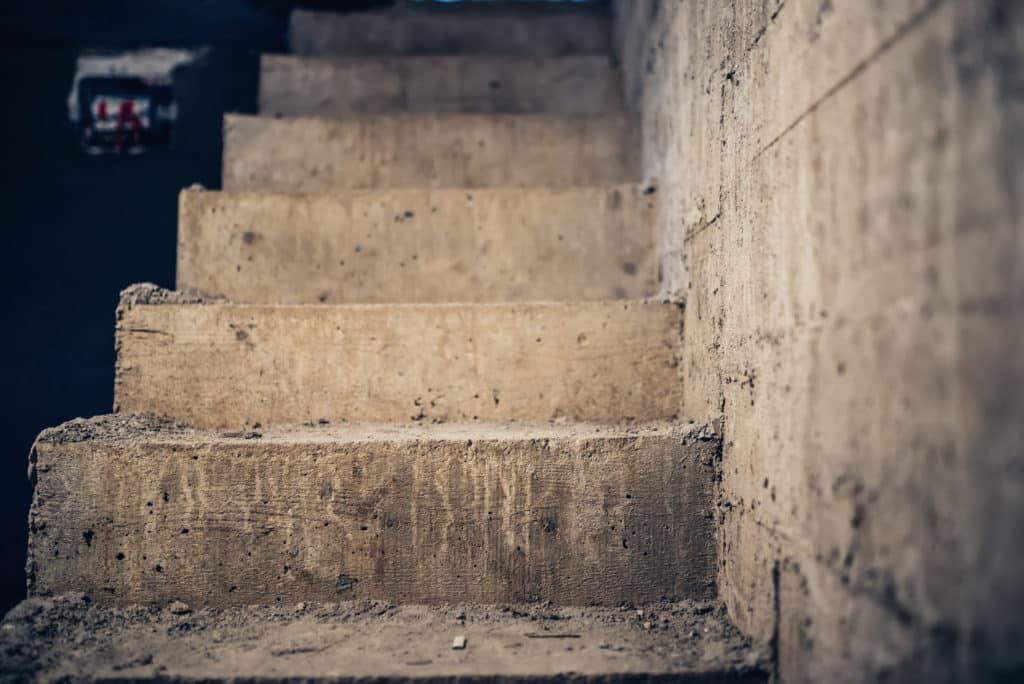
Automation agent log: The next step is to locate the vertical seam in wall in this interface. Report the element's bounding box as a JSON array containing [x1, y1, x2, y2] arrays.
[[771, 559, 781, 681]]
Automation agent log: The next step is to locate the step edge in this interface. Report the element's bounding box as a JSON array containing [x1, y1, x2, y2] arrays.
[[118, 283, 681, 311], [34, 413, 716, 448], [260, 53, 619, 68], [224, 111, 636, 126], [179, 183, 656, 203]]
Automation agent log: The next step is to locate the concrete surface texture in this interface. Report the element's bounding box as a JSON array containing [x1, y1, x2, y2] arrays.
[[114, 289, 684, 428], [289, 3, 610, 58], [222, 113, 641, 192], [615, 0, 1024, 681], [1, 594, 770, 682], [28, 415, 717, 607], [260, 54, 624, 116], [177, 186, 658, 304]]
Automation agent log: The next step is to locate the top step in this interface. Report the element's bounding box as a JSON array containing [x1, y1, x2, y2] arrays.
[[290, 3, 610, 58]]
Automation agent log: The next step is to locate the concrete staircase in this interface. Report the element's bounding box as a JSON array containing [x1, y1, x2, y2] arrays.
[[23, 2, 769, 681]]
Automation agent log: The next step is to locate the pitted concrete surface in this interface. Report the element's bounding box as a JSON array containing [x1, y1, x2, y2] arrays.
[[177, 186, 658, 304], [114, 293, 684, 427], [29, 415, 717, 607]]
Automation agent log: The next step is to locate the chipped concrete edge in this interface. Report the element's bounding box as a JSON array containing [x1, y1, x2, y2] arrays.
[[33, 413, 196, 446], [30, 413, 720, 447], [118, 283, 227, 309]]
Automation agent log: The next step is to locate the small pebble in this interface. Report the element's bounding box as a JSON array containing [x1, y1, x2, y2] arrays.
[[167, 600, 191, 615], [643, 621, 652, 630], [452, 635, 467, 650]]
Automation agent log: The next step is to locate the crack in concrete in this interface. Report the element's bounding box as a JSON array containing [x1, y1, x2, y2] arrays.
[[753, 0, 949, 161]]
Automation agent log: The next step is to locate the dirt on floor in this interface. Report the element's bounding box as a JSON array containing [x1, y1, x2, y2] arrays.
[[0, 593, 770, 682]]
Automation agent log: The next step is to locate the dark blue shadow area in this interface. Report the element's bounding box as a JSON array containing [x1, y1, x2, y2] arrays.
[[0, 1, 287, 614]]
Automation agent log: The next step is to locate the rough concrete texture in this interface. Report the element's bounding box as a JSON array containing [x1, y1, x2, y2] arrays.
[[177, 186, 658, 304], [260, 54, 623, 117], [616, 0, 1024, 681], [119, 281, 226, 307], [1, 594, 770, 683], [289, 3, 610, 58], [29, 415, 717, 607], [222, 113, 640, 193], [114, 292, 684, 428]]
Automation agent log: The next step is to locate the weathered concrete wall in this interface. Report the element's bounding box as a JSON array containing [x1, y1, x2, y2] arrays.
[[29, 415, 718, 607], [616, 0, 1023, 681], [114, 288, 684, 429], [177, 186, 657, 304], [260, 55, 623, 117], [223, 113, 640, 192]]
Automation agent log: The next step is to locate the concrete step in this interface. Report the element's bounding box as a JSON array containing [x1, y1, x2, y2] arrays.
[[177, 186, 658, 305], [29, 415, 719, 607], [222, 113, 640, 193], [114, 286, 683, 429], [289, 4, 610, 58], [259, 55, 623, 117], [2, 594, 770, 683]]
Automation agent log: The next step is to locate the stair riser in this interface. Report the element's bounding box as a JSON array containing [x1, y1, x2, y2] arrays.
[[29, 429, 718, 606], [289, 7, 610, 58], [260, 55, 623, 117], [223, 114, 640, 193], [177, 187, 658, 304], [114, 300, 683, 429]]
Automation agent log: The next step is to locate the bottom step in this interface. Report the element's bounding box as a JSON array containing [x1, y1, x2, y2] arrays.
[[0, 594, 770, 682], [29, 415, 719, 607]]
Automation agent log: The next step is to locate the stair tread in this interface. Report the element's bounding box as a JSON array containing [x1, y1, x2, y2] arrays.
[[259, 53, 622, 117], [177, 185, 658, 304], [1, 594, 769, 682]]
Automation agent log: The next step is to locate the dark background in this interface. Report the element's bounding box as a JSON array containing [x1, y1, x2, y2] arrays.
[[0, 0, 300, 614]]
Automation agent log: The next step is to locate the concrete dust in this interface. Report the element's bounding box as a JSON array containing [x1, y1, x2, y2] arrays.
[[0, 593, 769, 682]]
